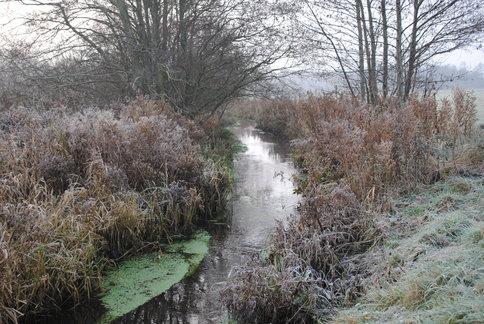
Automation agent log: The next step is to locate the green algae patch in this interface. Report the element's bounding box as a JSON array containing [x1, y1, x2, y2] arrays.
[[98, 231, 210, 323]]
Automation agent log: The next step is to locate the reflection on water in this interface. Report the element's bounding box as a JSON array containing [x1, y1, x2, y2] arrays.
[[115, 125, 299, 324]]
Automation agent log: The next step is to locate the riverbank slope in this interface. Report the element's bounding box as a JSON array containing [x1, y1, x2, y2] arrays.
[[0, 99, 239, 323], [224, 90, 483, 322], [333, 175, 483, 323]]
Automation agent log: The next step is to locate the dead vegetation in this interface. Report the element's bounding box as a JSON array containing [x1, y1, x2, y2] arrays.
[[223, 184, 378, 322], [224, 89, 482, 322], [0, 99, 235, 323]]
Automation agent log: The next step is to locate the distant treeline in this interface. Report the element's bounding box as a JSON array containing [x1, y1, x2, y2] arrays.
[[285, 63, 484, 94]]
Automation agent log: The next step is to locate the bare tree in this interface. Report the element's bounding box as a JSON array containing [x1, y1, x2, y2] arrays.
[[292, 0, 484, 104], [404, 0, 422, 100], [401, 0, 484, 100], [2, 0, 291, 117], [395, 0, 404, 101]]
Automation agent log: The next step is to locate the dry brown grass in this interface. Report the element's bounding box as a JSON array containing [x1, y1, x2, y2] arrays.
[[244, 89, 478, 200], [0, 99, 233, 322]]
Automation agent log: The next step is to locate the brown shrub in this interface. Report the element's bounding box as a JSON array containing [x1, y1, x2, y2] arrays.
[[451, 88, 477, 139], [290, 96, 434, 200], [0, 99, 231, 322], [256, 100, 301, 139], [251, 90, 477, 200], [223, 263, 321, 323], [224, 185, 378, 322]]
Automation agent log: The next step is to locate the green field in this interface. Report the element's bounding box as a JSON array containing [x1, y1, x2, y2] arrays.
[[436, 88, 484, 125]]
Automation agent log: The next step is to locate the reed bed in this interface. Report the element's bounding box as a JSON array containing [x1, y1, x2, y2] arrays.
[[0, 99, 234, 323]]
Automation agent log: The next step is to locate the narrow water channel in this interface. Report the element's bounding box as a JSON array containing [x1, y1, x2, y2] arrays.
[[116, 125, 299, 323]]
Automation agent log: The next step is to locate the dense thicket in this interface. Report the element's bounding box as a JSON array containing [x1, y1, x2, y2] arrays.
[[0, 99, 235, 322]]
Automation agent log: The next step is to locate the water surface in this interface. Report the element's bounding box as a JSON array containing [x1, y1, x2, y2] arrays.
[[116, 125, 299, 323]]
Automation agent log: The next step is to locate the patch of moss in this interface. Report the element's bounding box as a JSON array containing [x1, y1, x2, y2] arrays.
[[451, 179, 472, 193], [404, 205, 427, 218], [98, 231, 210, 323]]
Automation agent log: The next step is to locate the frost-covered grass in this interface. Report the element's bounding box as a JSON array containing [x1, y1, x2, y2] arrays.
[[332, 176, 484, 323]]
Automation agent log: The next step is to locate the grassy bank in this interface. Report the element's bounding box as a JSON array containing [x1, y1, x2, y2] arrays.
[[223, 89, 482, 322], [0, 99, 239, 323], [333, 176, 483, 323]]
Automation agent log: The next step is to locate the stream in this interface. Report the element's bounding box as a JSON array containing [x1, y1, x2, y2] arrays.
[[115, 124, 299, 323]]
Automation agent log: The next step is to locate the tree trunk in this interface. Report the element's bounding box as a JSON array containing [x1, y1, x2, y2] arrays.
[[404, 0, 421, 101], [162, 0, 169, 51], [381, 0, 389, 100], [366, 0, 377, 105], [178, 0, 190, 110], [358, 0, 373, 104], [356, 0, 366, 101], [179, 0, 188, 52], [395, 0, 403, 102]]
